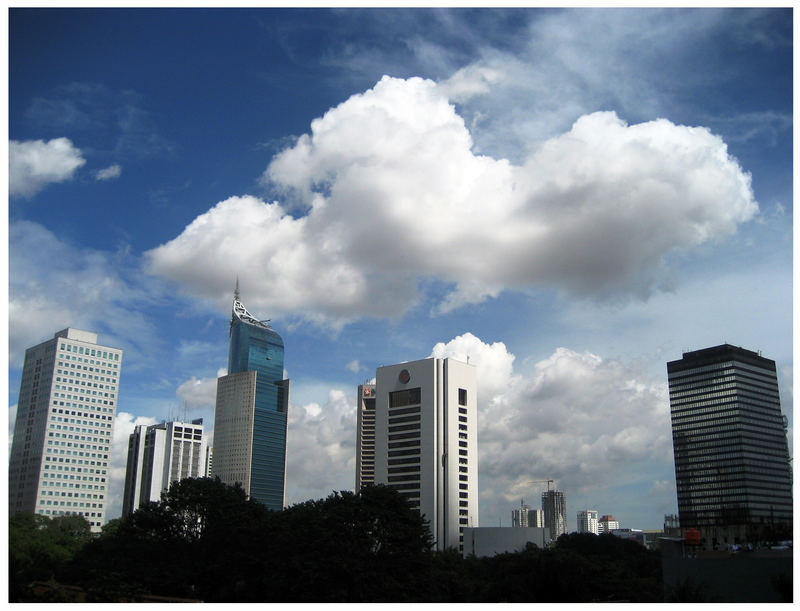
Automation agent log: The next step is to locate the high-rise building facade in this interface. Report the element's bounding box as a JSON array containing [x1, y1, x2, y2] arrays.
[[512, 500, 543, 528], [213, 291, 290, 511], [667, 344, 792, 540], [355, 383, 376, 489], [577, 509, 599, 534], [374, 358, 478, 551], [542, 489, 567, 541], [122, 419, 208, 515], [9, 328, 122, 532]]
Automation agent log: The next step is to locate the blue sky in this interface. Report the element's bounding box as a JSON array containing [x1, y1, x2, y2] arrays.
[[8, 8, 793, 529]]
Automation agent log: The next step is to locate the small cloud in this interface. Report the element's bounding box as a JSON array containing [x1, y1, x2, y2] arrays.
[[95, 164, 122, 181], [346, 359, 361, 373], [10, 137, 85, 197]]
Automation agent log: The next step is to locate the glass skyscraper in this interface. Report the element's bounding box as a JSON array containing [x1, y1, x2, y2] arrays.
[[668, 344, 792, 541], [212, 289, 289, 510]]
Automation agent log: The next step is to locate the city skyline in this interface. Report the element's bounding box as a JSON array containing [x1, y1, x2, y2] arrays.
[[8, 8, 792, 529]]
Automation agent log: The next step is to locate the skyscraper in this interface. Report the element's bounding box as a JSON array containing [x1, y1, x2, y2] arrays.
[[374, 357, 478, 551], [542, 489, 567, 541], [212, 289, 290, 510], [122, 418, 209, 516], [9, 328, 122, 532], [355, 383, 376, 489], [667, 344, 792, 543], [577, 509, 599, 534]]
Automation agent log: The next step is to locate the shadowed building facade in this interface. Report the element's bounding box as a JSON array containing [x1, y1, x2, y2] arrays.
[[668, 344, 792, 545], [212, 290, 290, 510]]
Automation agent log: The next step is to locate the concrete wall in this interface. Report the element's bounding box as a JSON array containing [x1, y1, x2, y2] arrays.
[[462, 527, 549, 558]]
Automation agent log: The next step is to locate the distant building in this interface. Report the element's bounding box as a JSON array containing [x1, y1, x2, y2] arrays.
[[462, 526, 549, 558], [598, 514, 619, 534], [663, 514, 680, 537], [577, 509, 599, 534], [205, 445, 213, 478], [122, 419, 208, 516], [8, 328, 122, 532], [212, 287, 290, 511], [610, 528, 645, 545], [542, 489, 567, 541], [355, 383, 376, 489], [668, 345, 792, 547], [374, 357, 478, 552], [512, 500, 543, 528]]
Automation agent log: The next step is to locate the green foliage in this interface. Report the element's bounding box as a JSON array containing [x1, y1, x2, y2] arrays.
[[9, 513, 92, 601], [46, 480, 664, 603]]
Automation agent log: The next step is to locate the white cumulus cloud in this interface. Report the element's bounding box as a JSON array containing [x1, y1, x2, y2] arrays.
[[285, 388, 357, 504], [95, 163, 122, 181], [146, 75, 757, 325], [10, 137, 86, 197], [175, 368, 226, 411]]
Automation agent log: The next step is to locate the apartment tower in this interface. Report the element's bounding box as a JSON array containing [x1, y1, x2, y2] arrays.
[[9, 328, 122, 532], [577, 509, 599, 534], [374, 357, 478, 551], [512, 499, 544, 528], [212, 287, 290, 510]]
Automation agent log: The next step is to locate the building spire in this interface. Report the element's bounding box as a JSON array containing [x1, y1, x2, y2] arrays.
[[234, 276, 240, 302]]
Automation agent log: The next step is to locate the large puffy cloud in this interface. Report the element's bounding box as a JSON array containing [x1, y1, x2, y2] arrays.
[[10, 137, 86, 197], [146, 76, 757, 324], [285, 389, 357, 505], [429, 332, 516, 401], [424, 334, 673, 525]]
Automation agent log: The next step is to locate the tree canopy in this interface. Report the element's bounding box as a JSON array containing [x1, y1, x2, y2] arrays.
[[11, 479, 666, 602]]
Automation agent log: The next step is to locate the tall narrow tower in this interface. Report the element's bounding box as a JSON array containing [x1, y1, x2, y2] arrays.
[[9, 328, 123, 532], [212, 289, 290, 510], [542, 489, 567, 542], [355, 383, 376, 489], [374, 357, 478, 552]]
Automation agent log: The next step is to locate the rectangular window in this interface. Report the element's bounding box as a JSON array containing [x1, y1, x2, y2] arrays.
[[459, 388, 467, 406], [390, 387, 421, 408]]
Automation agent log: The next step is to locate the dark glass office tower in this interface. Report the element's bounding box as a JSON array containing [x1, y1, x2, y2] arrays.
[[668, 345, 792, 539], [213, 290, 289, 510]]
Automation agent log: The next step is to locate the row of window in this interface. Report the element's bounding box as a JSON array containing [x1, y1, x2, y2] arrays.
[[59, 342, 119, 360]]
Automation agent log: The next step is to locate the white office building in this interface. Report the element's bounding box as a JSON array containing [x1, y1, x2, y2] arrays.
[[122, 419, 208, 515], [577, 509, 599, 534], [374, 357, 478, 552], [355, 383, 376, 489], [9, 328, 122, 532]]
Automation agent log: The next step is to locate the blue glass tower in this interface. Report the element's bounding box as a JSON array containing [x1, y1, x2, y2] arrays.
[[214, 288, 289, 510]]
